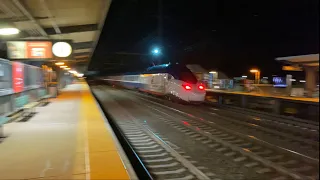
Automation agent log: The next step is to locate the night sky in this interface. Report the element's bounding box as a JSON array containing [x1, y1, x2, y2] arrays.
[[90, 0, 319, 77]]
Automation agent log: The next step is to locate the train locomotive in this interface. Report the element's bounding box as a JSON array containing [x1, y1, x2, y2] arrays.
[[103, 63, 206, 103]]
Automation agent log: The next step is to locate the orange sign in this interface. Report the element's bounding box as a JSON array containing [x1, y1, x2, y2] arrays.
[[12, 62, 24, 93], [26, 41, 52, 59]]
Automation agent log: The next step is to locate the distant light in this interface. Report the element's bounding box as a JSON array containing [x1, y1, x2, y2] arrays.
[[69, 70, 77, 74], [299, 80, 306, 83], [263, 77, 268, 79], [0, 28, 20, 35], [60, 65, 67, 68], [55, 62, 64, 65], [213, 86, 220, 89], [250, 69, 259, 73], [290, 79, 296, 82], [242, 75, 247, 78], [209, 71, 217, 74], [152, 48, 160, 55], [77, 73, 84, 77], [64, 67, 71, 70]]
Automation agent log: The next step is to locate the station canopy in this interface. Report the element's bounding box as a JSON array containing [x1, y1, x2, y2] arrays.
[[0, 0, 111, 70], [276, 54, 319, 67]]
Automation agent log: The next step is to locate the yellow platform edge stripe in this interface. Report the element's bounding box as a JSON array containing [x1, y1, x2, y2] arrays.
[[74, 83, 132, 180]]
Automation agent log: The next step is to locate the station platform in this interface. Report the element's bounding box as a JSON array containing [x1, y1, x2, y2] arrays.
[[0, 82, 135, 180], [206, 89, 319, 103]]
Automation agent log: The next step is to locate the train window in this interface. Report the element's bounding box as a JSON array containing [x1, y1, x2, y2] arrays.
[[179, 71, 198, 84]]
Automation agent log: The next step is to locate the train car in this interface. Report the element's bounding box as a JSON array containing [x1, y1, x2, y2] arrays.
[[104, 63, 206, 103]]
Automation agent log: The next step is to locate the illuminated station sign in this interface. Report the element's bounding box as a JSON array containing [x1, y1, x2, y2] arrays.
[[6, 40, 73, 60]]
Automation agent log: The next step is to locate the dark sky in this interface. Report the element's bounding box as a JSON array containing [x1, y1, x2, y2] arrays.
[[90, 0, 319, 77]]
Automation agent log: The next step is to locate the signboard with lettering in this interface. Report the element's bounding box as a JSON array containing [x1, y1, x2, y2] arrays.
[[273, 77, 287, 87], [26, 41, 52, 59], [6, 40, 73, 60], [12, 62, 24, 93]]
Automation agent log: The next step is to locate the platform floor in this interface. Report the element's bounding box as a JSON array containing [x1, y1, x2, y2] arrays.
[[0, 83, 132, 180]]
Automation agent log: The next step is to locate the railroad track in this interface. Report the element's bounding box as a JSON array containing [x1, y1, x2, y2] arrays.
[[127, 92, 319, 180], [126, 89, 319, 157], [205, 104, 319, 137], [99, 92, 221, 180], [93, 85, 319, 179]]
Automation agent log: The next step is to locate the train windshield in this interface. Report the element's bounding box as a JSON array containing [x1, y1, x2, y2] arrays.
[[171, 64, 198, 84]]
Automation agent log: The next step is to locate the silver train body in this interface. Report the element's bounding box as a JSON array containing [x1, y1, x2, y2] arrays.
[[103, 63, 206, 103]]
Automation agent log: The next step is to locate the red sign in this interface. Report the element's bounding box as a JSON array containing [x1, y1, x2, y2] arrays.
[[26, 41, 52, 59], [12, 62, 24, 93]]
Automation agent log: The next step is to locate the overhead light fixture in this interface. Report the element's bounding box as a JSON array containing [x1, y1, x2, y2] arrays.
[[64, 67, 71, 70], [209, 71, 217, 74], [60, 65, 67, 68], [55, 62, 64, 65], [69, 70, 77, 74], [0, 28, 20, 35]]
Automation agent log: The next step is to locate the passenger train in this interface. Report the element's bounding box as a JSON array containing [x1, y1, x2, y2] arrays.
[[103, 63, 206, 103]]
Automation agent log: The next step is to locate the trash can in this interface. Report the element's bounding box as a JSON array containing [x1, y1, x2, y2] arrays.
[[48, 84, 58, 98]]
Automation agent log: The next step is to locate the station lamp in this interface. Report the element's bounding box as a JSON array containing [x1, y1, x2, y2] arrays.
[[55, 62, 65, 66], [0, 27, 20, 35], [249, 69, 260, 84]]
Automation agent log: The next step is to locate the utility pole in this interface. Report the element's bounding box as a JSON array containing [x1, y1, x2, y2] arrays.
[[157, 0, 163, 64]]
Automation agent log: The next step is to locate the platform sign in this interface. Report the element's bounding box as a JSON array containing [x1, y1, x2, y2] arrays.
[[273, 77, 287, 87], [26, 41, 52, 59], [6, 40, 72, 60], [12, 62, 24, 93]]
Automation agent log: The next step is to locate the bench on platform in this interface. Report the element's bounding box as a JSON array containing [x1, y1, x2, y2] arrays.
[[21, 102, 40, 118], [1, 93, 52, 137]]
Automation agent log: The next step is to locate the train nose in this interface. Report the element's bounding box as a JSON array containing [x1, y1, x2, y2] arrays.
[[188, 84, 206, 102]]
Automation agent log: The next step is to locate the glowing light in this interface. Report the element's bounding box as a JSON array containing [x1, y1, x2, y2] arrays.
[[52, 42, 72, 57], [55, 62, 64, 65], [60, 66, 67, 68], [76, 73, 84, 77], [182, 121, 190, 126], [250, 69, 259, 73], [69, 70, 77, 74], [242, 75, 247, 78], [152, 48, 161, 55], [64, 67, 71, 70], [299, 80, 306, 83], [0, 28, 20, 35], [209, 71, 217, 74]]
